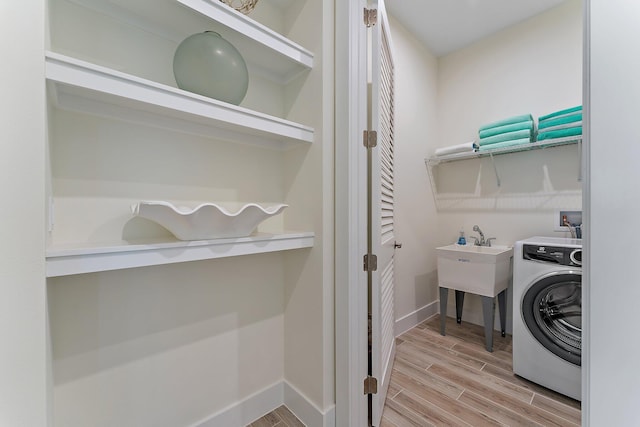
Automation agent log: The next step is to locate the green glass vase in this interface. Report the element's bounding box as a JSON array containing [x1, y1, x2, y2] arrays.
[[173, 31, 249, 105]]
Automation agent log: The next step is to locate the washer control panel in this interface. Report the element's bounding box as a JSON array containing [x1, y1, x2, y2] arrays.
[[523, 244, 582, 267]]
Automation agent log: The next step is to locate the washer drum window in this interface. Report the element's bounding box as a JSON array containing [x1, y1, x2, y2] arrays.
[[522, 272, 581, 366]]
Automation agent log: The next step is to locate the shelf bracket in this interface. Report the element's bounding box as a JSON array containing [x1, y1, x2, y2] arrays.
[[489, 152, 501, 187], [424, 158, 441, 209], [578, 139, 583, 182]]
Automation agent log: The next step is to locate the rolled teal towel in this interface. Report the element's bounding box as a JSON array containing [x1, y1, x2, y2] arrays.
[[479, 129, 532, 146], [478, 137, 531, 151], [538, 112, 582, 130], [537, 126, 582, 141], [479, 120, 534, 139], [538, 105, 582, 122], [479, 114, 533, 132]]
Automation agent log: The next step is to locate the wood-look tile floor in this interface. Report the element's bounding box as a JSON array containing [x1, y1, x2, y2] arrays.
[[247, 405, 305, 427], [382, 314, 581, 427]]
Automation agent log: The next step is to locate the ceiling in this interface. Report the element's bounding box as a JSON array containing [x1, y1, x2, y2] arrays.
[[385, 0, 569, 56]]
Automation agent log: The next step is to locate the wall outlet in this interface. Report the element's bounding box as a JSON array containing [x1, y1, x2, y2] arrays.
[[554, 210, 582, 232]]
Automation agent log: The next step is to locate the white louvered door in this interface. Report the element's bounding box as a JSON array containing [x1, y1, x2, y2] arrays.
[[369, 0, 396, 424]]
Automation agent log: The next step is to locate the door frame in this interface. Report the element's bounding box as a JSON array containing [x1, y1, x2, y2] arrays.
[[335, 0, 369, 426], [336, 1, 593, 426], [581, 0, 590, 424]]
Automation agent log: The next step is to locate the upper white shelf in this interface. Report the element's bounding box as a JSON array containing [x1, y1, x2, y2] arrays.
[[46, 231, 314, 277], [66, 0, 313, 84], [46, 51, 314, 149], [427, 136, 582, 165]]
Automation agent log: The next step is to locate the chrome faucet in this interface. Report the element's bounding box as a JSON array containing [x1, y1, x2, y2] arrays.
[[471, 225, 496, 247]]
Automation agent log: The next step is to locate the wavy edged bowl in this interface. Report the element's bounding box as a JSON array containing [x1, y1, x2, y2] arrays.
[[131, 201, 288, 240]]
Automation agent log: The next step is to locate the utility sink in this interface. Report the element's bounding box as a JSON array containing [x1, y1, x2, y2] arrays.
[[436, 243, 513, 297], [437, 243, 514, 352]]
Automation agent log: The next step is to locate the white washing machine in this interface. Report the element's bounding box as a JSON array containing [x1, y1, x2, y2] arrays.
[[513, 236, 582, 401]]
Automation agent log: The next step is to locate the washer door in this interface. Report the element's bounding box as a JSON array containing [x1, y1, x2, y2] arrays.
[[522, 271, 581, 366]]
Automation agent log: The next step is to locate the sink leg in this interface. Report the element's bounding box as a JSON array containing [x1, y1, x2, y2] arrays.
[[481, 296, 495, 352], [455, 290, 465, 324], [498, 289, 507, 337], [439, 287, 448, 336]]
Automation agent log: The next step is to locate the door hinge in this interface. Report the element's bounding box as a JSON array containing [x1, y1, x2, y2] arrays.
[[363, 130, 377, 148], [364, 8, 378, 27], [364, 376, 378, 394], [363, 253, 378, 272]]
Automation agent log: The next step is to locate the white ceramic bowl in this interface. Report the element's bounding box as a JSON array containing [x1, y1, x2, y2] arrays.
[[131, 201, 287, 240]]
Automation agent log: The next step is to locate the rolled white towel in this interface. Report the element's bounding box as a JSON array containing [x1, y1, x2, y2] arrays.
[[434, 141, 477, 157]]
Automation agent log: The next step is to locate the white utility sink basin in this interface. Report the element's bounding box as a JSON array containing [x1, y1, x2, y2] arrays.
[[436, 243, 513, 297]]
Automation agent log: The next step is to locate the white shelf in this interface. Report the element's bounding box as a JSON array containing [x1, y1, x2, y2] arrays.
[[427, 136, 582, 165], [46, 51, 314, 149], [45, 2, 317, 277], [176, 0, 313, 83], [46, 231, 314, 277], [66, 0, 313, 84], [424, 136, 583, 209]]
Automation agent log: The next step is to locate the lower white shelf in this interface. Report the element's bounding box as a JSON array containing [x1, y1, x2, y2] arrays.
[[46, 231, 314, 277], [426, 136, 581, 164]]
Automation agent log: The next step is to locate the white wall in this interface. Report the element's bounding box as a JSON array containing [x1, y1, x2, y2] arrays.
[[388, 0, 583, 332], [45, 0, 331, 425], [434, 0, 583, 329], [387, 16, 441, 332], [0, 1, 49, 426], [49, 256, 286, 426], [282, 0, 336, 418], [585, 0, 640, 424]]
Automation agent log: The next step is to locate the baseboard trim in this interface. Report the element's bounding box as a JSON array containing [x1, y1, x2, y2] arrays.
[[192, 380, 335, 427], [192, 381, 284, 427], [284, 381, 335, 427], [395, 300, 439, 336]]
